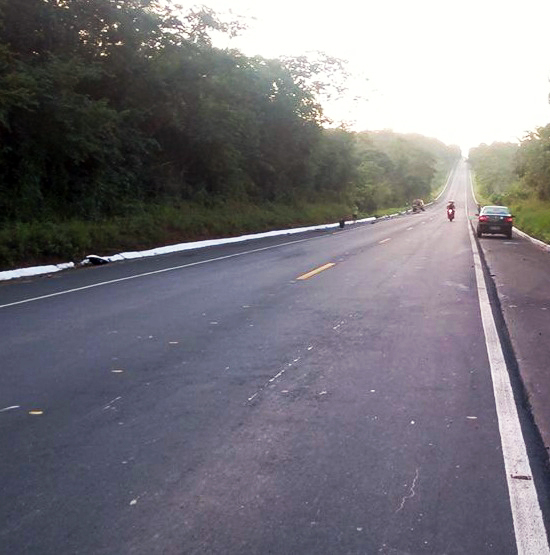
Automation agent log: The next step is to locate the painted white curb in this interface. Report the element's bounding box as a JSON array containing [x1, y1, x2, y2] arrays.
[[0, 166, 464, 283], [513, 227, 550, 253], [0, 263, 76, 282], [0, 218, 376, 282]]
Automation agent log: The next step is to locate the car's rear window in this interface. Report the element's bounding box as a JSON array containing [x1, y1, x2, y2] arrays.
[[482, 206, 509, 215]]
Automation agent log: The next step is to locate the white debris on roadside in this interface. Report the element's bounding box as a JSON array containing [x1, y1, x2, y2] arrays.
[[7, 220, 371, 282], [103, 396, 122, 410], [85, 255, 109, 265]]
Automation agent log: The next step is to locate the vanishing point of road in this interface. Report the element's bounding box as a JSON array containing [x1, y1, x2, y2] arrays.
[[1, 161, 549, 554]]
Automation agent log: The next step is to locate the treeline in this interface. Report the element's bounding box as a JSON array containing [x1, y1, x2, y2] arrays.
[[354, 131, 459, 213], [0, 0, 459, 232], [468, 125, 550, 203]]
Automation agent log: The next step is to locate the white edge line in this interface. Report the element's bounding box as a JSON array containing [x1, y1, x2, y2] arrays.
[[0, 236, 318, 309], [0, 218, 377, 282], [0, 405, 20, 413], [433, 162, 457, 203], [466, 169, 549, 554], [0, 166, 459, 283]]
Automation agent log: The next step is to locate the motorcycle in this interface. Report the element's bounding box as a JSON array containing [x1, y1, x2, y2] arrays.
[[447, 207, 455, 222]]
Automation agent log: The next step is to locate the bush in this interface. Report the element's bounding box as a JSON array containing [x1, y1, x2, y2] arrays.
[[0, 199, 353, 270]]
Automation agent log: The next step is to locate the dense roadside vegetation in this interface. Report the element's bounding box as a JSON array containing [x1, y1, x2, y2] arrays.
[[469, 126, 550, 243], [0, 0, 459, 269]]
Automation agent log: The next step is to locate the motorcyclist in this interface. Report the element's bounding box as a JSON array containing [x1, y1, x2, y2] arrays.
[[446, 200, 456, 221]]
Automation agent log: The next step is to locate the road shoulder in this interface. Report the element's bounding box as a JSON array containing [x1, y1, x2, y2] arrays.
[[478, 232, 550, 456]]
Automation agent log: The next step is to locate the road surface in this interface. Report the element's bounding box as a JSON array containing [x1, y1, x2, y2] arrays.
[[1, 161, 548, 554]]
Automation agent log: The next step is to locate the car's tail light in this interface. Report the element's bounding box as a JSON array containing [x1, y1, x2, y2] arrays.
[[505, 216, 513, 223], [479, 215, 489, 222]]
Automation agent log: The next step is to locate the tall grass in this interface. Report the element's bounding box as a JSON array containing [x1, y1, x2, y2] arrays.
[[1, 167, 460, 270], [472, 177, 550, 243], [0, 200, 353, 270], [509, 199, 550, 243]]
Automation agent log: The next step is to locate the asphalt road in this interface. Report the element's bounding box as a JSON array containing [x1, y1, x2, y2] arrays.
[[1, 162, 548, 554], [470, 190, 550, 453]]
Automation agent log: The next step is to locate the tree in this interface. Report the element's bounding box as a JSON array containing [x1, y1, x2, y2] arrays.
[[0, 0, 459, 228], [468, 142, 519, 200], [517, 125, 550, 200]]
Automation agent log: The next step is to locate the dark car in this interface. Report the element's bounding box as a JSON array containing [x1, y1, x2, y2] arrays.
[[476, 205, 513, 239]]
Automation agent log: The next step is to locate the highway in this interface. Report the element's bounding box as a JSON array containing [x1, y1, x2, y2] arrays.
[[1, 161, 549, 554]]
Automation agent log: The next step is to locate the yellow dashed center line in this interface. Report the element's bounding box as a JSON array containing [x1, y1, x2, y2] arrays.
[[379, 238, 392, 244], [297, 263, 336, 280]]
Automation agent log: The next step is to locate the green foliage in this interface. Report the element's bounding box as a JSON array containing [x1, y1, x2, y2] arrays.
[[509, 198, 550, 242], [472, 176, 550, 244], [352, 131, 459, 212], [0, 0, 460, 268], [516, 125, 550, 200], [313, 128, 358, 200], [468, 142, 520, 199], [470, 136, 550, 244], [0, 199, 351, 269]]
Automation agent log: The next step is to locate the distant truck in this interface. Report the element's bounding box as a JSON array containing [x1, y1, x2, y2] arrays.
[[412, 199, 425, 213]]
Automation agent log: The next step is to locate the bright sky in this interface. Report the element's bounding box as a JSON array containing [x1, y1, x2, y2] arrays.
[[190, 0, 550, 155]]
